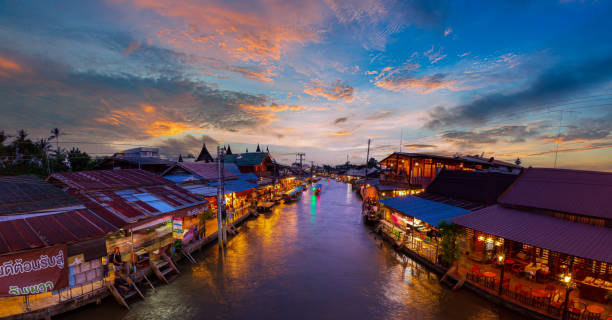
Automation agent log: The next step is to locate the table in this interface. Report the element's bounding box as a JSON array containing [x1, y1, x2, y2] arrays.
[[532, 289, 548, 298], [587, 305, 605, 314], [483, 272, 496, 278]]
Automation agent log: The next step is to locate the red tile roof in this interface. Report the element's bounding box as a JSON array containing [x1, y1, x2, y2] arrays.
[[499, 168, 612, 219], [48, 169, 172, 191], [450, 205, 612, 263]]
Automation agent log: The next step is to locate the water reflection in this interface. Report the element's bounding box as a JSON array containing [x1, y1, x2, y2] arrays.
[[58, 181, 520, 320]]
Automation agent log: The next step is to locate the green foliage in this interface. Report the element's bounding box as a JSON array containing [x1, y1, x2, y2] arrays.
[[438, 220, 465, 266]]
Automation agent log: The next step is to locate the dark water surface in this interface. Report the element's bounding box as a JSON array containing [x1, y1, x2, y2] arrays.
[[60, 181, 521, 320]]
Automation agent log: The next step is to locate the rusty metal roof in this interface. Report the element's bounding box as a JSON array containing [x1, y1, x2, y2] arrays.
[[0, 175, 81, 215], [0, 208, 116, 255], [48, 169, 172, 192], [499, 168, 612, 219]]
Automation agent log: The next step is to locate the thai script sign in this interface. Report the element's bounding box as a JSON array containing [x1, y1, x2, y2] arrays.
[[0, 245, 68, 296]]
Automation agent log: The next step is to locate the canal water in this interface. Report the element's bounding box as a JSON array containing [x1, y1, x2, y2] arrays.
[[59, 180, 520, 320]]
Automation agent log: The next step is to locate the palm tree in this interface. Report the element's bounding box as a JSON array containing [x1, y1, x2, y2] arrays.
[[49, 128, 62, 155]]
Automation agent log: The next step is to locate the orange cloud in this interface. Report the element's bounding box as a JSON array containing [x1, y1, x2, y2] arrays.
[[123, 40, 142, 57], [375, 76, 456, 93], [0, 56, 23, 77], [304, 80, 355, 102], [125, 0, 322, 64], [96, 104, 197, 137], [332, 131, 351, 136]]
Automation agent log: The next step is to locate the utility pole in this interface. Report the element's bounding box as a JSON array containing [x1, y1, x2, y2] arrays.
[[399, 128, 403, 152], [553, 110, 564, 169], [216, 146, 227, 248], [296, 153, 305, 180], [365, 138, 371, 177], [311, 161, 315, 176]]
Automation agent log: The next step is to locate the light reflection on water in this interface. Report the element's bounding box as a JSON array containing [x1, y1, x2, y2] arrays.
[[58, 181, 520, 320]]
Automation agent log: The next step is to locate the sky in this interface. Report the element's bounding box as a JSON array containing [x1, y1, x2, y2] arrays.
[[0, 0, 611, 169]]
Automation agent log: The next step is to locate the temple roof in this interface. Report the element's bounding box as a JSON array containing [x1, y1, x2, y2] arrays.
[[196, 142, 214, 163]]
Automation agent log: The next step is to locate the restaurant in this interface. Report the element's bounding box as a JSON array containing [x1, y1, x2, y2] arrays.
[[451, 168, 612, 320], [376, 170, 518, 263]]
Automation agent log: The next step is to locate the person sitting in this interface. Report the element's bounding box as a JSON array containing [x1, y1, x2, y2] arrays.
[[114, 273, 131, 296]]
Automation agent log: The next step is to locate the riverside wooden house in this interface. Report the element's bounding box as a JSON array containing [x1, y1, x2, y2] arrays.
[[379, 152, 521, 190]]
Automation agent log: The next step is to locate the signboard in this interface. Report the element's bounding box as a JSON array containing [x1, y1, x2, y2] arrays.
[[172, 217, 184, 239], [0, 245, 69, 296]]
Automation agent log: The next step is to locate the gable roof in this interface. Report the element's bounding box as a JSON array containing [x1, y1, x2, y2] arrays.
[[451, 205, 612, 263], [163, 162, 238, 181], [48, 169, 172, 192], [380, 196, 470, 228], [425, 169, 519, 205], [196, 142, 214, 162], [0, 175, 81, 215], [499, 168, 612, 219], [224, 152, 269, 166]]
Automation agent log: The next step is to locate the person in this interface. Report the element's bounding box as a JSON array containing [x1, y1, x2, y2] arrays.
[[114, 273, 131, 296], [111, 247, 123, 272]]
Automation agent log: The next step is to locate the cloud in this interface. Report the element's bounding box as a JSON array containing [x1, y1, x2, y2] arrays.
[[333, 117, 348, 124], [403, 143, 437, 149], [526, 142, 612, 157], [426, 55, 612, 129], [123, 40, 142, 57], [441, 125, 541, 147], [0, 56, 24, 77], [332, 131, 351, 136], [458, 52, 471, 57], [122, 0, 323, 64], [444, 27, 452, 37], [156, 134, 219, 157], [304, 80, 355, 102], [0, 49, 293, 140], [374, 65, 456, 93], [541, 111, 612, 143], [424, 45, 446, 64]]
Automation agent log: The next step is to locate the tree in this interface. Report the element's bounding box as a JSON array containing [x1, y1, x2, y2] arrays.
[[438, 221, 465, 267], [66, 147, 91, 171], [49, 128, 63, 156], [367, 157, 378, 168], [514, 157, 521, 166]]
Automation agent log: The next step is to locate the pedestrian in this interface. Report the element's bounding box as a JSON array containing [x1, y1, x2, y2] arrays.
[[111, 247, 123, 273]]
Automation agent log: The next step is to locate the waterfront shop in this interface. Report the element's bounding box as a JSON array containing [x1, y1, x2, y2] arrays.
[[0, 210, 115, 318], [47, 169, 208, 277], [450, 168, 612, 320]]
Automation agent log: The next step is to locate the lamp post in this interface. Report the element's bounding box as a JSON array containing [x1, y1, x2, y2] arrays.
[[497, 254, 505, 296], [561, 273, 573, 320]]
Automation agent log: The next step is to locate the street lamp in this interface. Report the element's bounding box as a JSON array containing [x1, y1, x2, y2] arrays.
[[561, 273, 574, 320], [497, 253, 505, 296]]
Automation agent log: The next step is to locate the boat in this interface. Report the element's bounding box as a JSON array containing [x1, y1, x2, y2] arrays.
[[313, 183, 322, 195], [282, 186, 304, 202]]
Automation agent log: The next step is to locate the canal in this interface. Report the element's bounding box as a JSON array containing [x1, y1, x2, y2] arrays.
[[59, 180, 521, 320]]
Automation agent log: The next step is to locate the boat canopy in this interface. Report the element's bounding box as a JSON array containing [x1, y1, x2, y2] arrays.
[[285, 186, 304, 196]]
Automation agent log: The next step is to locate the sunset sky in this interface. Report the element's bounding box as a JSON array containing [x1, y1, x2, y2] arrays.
[[1, 1, 611, 169]]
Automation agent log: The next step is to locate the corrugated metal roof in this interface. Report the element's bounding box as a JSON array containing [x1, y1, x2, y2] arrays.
[[224, 152, 269, 166], [425, 170, 519, 205], [499, 168, 612, 219], [48, 169, 172, 191], [450, 205, 612, 263], [0, 208, 116, 255], [164, 162, 238, 181], [0, 175, 81, 215], [379, 196, 470, 228]]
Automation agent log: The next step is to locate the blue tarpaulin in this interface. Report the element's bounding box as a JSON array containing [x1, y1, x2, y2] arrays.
[[379, 196, 469, 228], [286, 186, 304, 196]]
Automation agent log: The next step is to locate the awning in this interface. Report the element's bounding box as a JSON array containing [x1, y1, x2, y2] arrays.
[[379, 196, 469, 228], [450, 205, 612, 263]]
